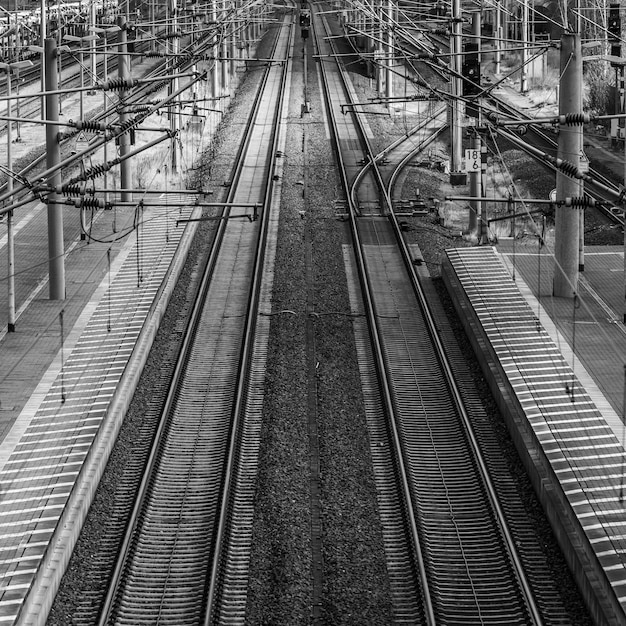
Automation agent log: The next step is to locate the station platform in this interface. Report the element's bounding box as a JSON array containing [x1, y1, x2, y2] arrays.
[[0, 54, 221, 624], [442, 242, 626, 626], [0, 33, 624, 626], [497, 240, 625, 418]]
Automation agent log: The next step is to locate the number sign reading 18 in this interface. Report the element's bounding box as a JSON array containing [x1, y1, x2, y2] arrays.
[[464, 149, 480, 172]]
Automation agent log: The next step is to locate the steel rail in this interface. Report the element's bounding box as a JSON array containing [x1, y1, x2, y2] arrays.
[[97, 9, 291, 625], [324, 11, 544, 625], [385, 108, 448, 193], [382, 119, 545, 626], [314, 9, 435, 625], [385, 39, 544, 626], [204, 11, 294, 624]]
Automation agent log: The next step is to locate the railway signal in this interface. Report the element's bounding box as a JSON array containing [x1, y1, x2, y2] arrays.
[[461, 42, 480, 96], [609, 4, 621, 40], [609, 4, 621, 65], [127, 23, 137, 53], [300, 8, 310, 39]]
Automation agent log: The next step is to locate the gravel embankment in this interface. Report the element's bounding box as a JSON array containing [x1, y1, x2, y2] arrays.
[[48, 10, 599, 625], [244, 29, 393, 625]]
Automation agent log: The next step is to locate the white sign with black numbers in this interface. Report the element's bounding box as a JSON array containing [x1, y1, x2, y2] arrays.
[[464, 149, 480, 172]]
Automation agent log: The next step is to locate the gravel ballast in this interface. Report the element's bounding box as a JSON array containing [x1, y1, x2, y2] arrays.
[[48, 8, 599, 625]]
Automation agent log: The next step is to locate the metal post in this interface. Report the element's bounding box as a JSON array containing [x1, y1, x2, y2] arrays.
[[151, 0, 156, 51], [117, 16, 132, 202], [90, 0, 97, 90], [385, 0, 394, 105], [221, 0, 228, 98], [521, 0, 529, 92], [45, 38, 65, 300], [229, 0, 237, 77], [14, 68, 21, 141], [494, 0, 502, 74], [469, 132, 481, 234], [375, 0, 383, 94], [57, 5, 63, 115], [553, 32, 582, 298], [103, 32, 110, 207], [210, 0, 219, 108], [79, 48, 84, 120], [170, 0, 179, 172], [40, 0, 46, 117], [450, 0, 463, 180], [6, 70, 15, 330]]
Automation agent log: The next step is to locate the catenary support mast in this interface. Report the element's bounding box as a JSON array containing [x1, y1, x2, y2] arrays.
[[553, 32, 582, 298]]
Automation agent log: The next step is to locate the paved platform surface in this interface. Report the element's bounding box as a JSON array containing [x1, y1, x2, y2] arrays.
[[0, 53, 218, 437], [0, 54, 226, 624], [495, 239, 625, 421], [443, 244, 626, 624], [0, 38, 623, 625]]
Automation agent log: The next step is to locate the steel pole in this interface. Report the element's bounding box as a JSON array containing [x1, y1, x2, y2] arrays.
[[103, 34, 109, 207], [468, 14, 482, 235], [450, 0, 463, 177], [90, 1, 97, 89], [385, 0, 393, 105], [170, 0, 179, 172], [495, 0, 501, 75], [6, 70, 15, 330], [40, 0, 46, 117], [45, 38, 65, 300], [117, 17, 132, 202], [553, 32, 582, 298], [221, 0, 228, 98], [521, 0, 529, 92]]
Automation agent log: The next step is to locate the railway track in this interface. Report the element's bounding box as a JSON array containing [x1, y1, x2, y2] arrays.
[[314, 4, 578, 622], [0, 27, 167, 136], [2, 4, 597, 623], [92, 10, 293, 625]]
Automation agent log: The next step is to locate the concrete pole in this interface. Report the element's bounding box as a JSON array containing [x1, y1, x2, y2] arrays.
[[40, 0, 46, 118], [385, 0, 394, 105], [170, 0, 180, 172], [45, 38, 65, 300], [90, 1, 97, 89], [229, 0, 237, 77], [103, 35, 109, 208], [150, 0, 155, 51], [210, 0, 219, 102], [117, 16, 132, 202], [79, 48, 85, 121], [468, 15, 482, 234], [13, 66, 22, 141], [6, 70, 15, 330], [450, 0, 463, 177], [469, 134, 481, 233], [521, 0, 529, 92], [553, 32, 582, 298], [494, 1, 502, 74], [221, 0, 228, 98]]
